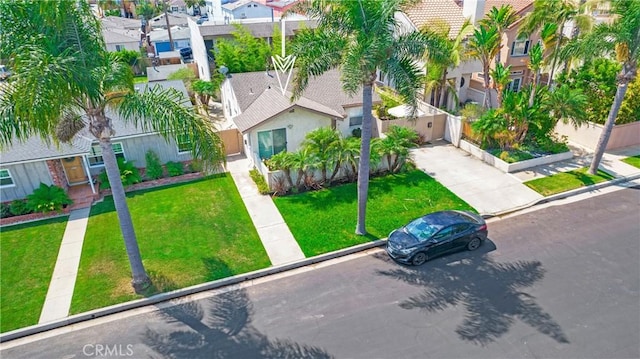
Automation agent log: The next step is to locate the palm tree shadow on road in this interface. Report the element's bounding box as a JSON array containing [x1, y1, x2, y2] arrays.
[[143, 284, 333, 358], [374, 241, 570, 346]]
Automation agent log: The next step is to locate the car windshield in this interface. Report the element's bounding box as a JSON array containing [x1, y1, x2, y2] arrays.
[[404, 217, 441, 242]]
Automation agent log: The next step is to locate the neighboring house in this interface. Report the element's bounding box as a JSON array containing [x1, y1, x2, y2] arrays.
[[149, 26, 192, 54], [168, 0, 188, 14], [265, 0, 301, 19], [220, 69, 381, 171], [0, 81, 194, 202], [150, 12, 194, 29], [101, 16, 141, 31], [396, 0, 534, 109], [102, 27, 141, 52], [221, 0, 273, 22]]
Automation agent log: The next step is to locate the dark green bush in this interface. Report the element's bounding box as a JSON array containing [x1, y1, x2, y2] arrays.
[[249, 168, 271, 195], [26, 183, 73, 213], [145, 150, 163, 180], [9, 200, 31, 216], [98, 158, 142, 190], [1, 202, 12, 218], [165, 161, 184, 177], [351, 128, 362, 138]]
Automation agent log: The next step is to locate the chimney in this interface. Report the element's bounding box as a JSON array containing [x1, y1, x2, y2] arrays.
[[462, 0, 486, 25]]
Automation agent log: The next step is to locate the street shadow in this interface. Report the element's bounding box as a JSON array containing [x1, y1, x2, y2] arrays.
[[144, 289, 333, 359], [375, 241, 569, 346]]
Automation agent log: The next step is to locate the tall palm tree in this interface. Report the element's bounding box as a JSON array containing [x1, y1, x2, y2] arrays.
[[480, 4, 519, 64], [527, 42, 545, 107], [0, 1, 225, 292], [490, 62, 512, 106], [290, 0, 430, 235], [519, 0, 592, 87], [579, 0, 639, 174], [420, 19, 473, 110], [467, 25, 501, 108]]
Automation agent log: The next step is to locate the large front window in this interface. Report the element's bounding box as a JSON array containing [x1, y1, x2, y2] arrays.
[[176, 134, 192, 153], [0, 169, 15, 187], [257, 128, 286, 159], [87, 143, 125, 167]]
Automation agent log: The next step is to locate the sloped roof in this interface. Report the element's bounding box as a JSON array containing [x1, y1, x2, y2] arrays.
[[149, 26, 191, 42], [102, 27, 140, 44], [233, 88, 343, 132], [227, 69, 380, 132], [1, 81, 191, 164], [101, 16, 141, 30], [405, 0, 532, 36], [223, 0, 264, 11]]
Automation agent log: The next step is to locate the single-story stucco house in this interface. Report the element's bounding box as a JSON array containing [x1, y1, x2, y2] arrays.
[[0, 80, 195, 202], [219, 69, 381, 172]]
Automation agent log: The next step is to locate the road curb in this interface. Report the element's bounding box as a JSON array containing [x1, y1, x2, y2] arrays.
[[0, 240, 386, 343], [484, 172, 640, 219]]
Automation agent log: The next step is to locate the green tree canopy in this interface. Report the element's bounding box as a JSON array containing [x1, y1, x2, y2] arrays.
[[214, 25, 272, 73]]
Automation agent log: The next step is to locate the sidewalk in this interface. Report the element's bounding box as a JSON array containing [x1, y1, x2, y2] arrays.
[[38, 207, 90, 324], [225, 155, 305, 265]]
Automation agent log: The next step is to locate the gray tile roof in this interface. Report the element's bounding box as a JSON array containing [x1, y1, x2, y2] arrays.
[[228, 68, 380, 132], [102, 27, 140, 44], [101, 16, 142, 30], [1, 81, 191, 164], [233, 87, 343, 132]]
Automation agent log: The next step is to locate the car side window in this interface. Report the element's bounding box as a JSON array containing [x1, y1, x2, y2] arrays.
[[453, 223, 471, 235], [432, 226, 453, 242]]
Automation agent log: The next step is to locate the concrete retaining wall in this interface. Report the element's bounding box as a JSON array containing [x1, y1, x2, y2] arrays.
[[459, 139, 573, 173], [555, 121, 640, 150]]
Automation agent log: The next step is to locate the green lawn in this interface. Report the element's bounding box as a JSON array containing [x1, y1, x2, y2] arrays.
[[622, 155, 640, 169], [133, 75, 148, 84], [0, 216, 68, 333], [70, 174, 270, 314], [273, 170, 475, 257], [525, 167, 615, 196]]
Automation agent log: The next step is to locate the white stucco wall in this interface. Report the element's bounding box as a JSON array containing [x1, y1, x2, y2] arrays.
[[220, 78, 241, 118], [336, 107, 363, 138], [245, 108, 334, 163], [223, 2, 273, 21], [105, 41, 139, 52], [188, 17, 211, 80]]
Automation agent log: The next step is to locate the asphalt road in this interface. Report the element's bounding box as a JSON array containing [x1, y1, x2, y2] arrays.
[[2, 188, 639, 359]]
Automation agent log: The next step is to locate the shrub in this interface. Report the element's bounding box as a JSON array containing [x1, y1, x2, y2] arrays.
[[9, 200, 31, 216], [1, 202, 12, 218], [459, 102, 486, 121], [165, 161, 184, 177], [98, 158, 142, 190], [26, 183, 73, 213], [145, 150, 164, 180], [188, 160, 203, 173], [351, 128, 362, 138], [249, 168, 271, 195]]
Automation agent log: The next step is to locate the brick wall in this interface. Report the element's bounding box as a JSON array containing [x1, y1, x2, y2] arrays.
[[46, 160, 69, 191]]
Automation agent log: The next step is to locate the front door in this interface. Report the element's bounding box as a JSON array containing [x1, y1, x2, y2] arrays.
[[61, 156, 88, 184]]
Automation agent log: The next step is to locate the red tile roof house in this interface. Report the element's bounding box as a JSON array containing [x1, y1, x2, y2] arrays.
[[0, 81, 200, 206], [395, 0, 535, 109]]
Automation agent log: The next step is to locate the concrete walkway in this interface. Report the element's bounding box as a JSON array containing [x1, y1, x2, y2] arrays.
[[38, 207, 90, 324], [411, 142, 543, 216], [225, 155, 305, 265]]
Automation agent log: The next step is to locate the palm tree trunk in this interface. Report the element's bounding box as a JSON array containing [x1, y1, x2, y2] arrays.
[[438, 70, 448, 109], [356, 83, 374, 235], [588, 77, 629, 175], [547, 24, 565, 87], [483, 65, 492, 108], [99, 138, 151, 293]]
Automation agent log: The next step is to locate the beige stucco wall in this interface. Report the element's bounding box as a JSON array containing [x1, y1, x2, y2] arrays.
[[555, 121, 640, 150]]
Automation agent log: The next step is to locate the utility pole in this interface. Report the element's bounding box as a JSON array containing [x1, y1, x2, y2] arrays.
[[163, 0, 174, 51]]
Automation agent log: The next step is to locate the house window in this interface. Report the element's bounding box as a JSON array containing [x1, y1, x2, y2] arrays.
[[508, 78, 522, 92], [511, 39, 530, 56], [0, 169, 15, 187], [115, 44, 125, 51], [257, 128, 286, 159], [87, 143, 125, 167], [349, 115, 363, 127], [171, 6, 179, 11], [176, 133, 192, 153]]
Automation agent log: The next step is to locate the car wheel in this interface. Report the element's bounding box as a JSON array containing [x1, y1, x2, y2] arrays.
[[411, 252, 428, 266], [467, 237, 481, 251]]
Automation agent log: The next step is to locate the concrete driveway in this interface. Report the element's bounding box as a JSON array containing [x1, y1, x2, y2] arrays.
[[411, 142, 543, 216]]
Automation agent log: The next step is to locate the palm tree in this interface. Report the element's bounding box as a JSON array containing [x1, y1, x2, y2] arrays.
[[420, 19, 473, 109], [490, 62, 512, 106], [266, 151, 294, 189], [527, 42, 545, 107], [467, 25, 501, 108], [519, 0, 592, 87], [480, 4, 519, 64], [290, 0, 430, 235], [329, 136, 361, 183], [579, 0, 640, 174], [0, 1, 225, 292], [184, 0, 206, 15], [376, 125, 418, 172], [301, 127, 341, 185]]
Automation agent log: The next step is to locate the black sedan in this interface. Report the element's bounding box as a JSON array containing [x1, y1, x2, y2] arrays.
[[386, 210, 488, 266]]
